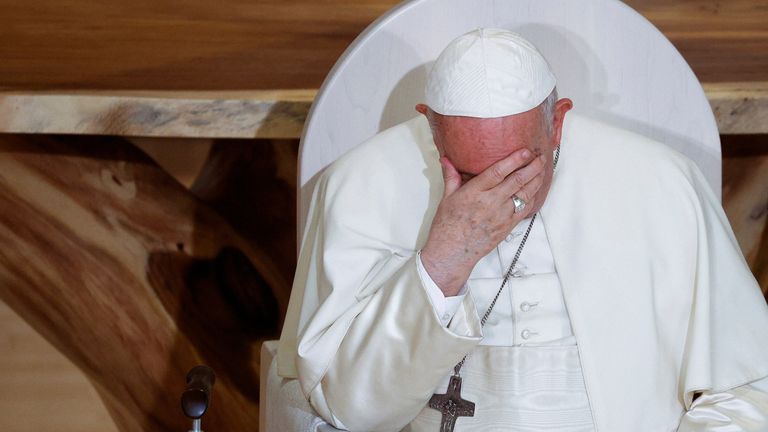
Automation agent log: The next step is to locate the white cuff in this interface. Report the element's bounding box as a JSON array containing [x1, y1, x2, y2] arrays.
[[677, 375, 768, 431], [416, 251, 467, 326]]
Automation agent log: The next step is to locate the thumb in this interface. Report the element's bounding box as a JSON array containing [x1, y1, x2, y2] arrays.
[[440, 156, 461, 196]]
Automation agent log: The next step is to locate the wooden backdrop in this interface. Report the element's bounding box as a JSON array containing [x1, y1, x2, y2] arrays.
[[0, 0, 767, 431]]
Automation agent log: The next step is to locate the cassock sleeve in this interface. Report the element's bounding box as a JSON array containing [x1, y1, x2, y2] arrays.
[[677, 374, 768, 431], [294, 167, 483, 431], [416, 251, 467, 326]]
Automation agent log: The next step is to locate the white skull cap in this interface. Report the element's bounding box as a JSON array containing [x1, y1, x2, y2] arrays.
[[425, 28, 556, 118]]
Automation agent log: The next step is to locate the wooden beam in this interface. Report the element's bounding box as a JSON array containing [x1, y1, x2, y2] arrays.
[[0, 133, 291, 431], [1, 84, 766, 138], [704, 82, 768, 135], [0, 90, 315, 139]]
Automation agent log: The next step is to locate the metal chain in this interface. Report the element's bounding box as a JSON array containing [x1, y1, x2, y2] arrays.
[[480, 213, 537, 327], [452, 145, 561, 376]]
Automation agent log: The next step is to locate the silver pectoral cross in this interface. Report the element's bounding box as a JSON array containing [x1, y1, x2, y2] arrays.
[[428, 375, 475, 432]]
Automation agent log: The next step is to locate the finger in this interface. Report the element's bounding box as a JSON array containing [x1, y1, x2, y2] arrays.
[[440, 156, 461, 197], [509, 172, 544, 211], [497, 172, 543, 214], [496, 154, 546, 197], [472, 148, 535, 190]]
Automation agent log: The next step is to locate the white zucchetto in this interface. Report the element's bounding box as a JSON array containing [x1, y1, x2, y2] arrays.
[[425, 28, 557, 118]]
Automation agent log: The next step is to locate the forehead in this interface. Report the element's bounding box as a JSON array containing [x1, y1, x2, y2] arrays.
[[433, 108, 543, 175]]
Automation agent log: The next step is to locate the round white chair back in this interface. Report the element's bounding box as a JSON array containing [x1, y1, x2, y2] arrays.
[[297, 0, 721, 239]]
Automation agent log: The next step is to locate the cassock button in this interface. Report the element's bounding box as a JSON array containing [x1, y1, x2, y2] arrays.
[[505, 231, 521, 242], [520, 301, 539, 312], [521, 329, 535, 340], [442, 313, 450, 322]]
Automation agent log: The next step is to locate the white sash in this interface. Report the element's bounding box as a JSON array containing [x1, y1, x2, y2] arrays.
[[405, 345, 596, 431]]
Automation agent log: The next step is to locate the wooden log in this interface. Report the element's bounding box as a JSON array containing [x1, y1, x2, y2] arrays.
[[0, 133, 290, 431]]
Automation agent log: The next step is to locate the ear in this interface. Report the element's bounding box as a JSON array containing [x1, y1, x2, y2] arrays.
[[415, 104, 446, 155], [551, 98, 573, 148]]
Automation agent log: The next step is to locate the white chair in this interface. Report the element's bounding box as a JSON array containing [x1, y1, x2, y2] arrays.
[[260, 0, 721, 430]]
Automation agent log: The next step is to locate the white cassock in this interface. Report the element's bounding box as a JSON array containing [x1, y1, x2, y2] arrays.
[[277, 113, 768, 431]]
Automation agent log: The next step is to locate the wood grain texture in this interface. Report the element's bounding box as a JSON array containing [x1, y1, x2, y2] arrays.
[[0, 0, 765, 92], [1, 85, 765, 137], [623, 0, 768, 83], [0, 0, 391, 91], [129, 137, 214, 188], [0, 133, 292, 432], [704, 82, 768, 135], [722, 134, 768, 297], [0, 90, 315, 138], [0, 300, 119, 432]]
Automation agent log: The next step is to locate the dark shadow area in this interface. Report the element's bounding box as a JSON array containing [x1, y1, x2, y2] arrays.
[[148, 246, 280, 404]]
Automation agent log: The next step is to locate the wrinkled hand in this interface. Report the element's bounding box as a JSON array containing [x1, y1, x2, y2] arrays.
[[421, 149, 546, 296]]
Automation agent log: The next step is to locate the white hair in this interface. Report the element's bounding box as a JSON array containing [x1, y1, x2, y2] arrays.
[[541, 87, 558, 136]]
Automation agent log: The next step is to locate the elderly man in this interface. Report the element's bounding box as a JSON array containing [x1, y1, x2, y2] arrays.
[[280, 29, 768, 431]]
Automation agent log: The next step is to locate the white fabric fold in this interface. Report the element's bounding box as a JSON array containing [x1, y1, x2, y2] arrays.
[[537, 114, 768, 430], [306, 256, 483, 430], [678, 375, 768, 431]]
